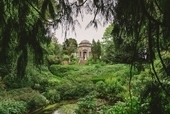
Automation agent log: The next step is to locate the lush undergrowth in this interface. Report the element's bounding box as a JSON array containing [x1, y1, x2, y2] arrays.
[[1, 60, 170, 114]]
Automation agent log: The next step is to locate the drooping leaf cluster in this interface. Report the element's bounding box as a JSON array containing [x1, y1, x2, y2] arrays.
[[1, 0, 170, 79], [111, 1, 170, 113], [0, 0, 56, 78], [0, 0, 114, 78], [102, 24, 137, 64], [113, 0, 170, 73]]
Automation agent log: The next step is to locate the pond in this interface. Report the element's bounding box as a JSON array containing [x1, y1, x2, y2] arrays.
[[31, 100, 77, 114], [53, 110, 60, 114]]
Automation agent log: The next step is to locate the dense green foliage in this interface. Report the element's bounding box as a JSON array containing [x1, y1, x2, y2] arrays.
[[61, 38, 78, 64], [63, 38, 78, 56], [91, 39, 102, 62], [0, 100, 26, 114], [102, 24, 137, 63], [1, 0, 170, 114], [45, 41, 63, 65], [0, 57, 170, 114], [0, 0, 56, 79]]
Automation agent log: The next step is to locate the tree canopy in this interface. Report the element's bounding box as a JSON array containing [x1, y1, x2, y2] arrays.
[[1, 0, 170, 78], [0, 0, 57, 78], [63, 38, 78, 56], [91, 39, 101, 61]]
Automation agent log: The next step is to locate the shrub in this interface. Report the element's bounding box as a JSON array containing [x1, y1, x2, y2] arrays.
[[0, 88, 49, 111], [0, 100, 27, 114], [63, 55, 70, 61], [95, 78, 124, 103], [0, 79, 5, 91], [28, 94, 49, 110], [104, 97, 140, 114], [58, 104, 78, 114], [47, 55, 61, 65], [49, 65, 66, 76], [56, 79, 94, 100], [49, 65, 73, 77], [44, 89, 61, 103], [27, 65, 61, 91], [76, 95, 97, 114], [3, 74, 34, 88]]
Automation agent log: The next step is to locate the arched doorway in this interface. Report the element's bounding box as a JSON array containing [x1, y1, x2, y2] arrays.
[[83, 49, 87, 60]]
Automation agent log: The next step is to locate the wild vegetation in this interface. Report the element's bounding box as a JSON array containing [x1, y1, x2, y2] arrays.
[[0, 0, 170, 114]]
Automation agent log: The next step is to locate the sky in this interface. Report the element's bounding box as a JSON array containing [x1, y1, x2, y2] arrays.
[[54, 14, 109, 44]]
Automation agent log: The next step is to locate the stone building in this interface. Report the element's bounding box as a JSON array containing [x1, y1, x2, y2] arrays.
[[77, 40, 91, 63]]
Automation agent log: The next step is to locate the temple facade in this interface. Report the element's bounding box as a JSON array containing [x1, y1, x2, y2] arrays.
[[77, 40, 91, 62]]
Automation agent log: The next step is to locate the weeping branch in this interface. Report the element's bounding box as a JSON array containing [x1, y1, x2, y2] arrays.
[[151, 60, 170, 96], [156, 25, 169, 76], [140, 0, 163, 26], [148, 19, 170, 96], [25, 0, 50, 23]]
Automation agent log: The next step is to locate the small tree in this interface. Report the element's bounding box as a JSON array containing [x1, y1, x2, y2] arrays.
[[91, 39, 101, 62], [63, 38, 78, 62], [96, 40, 101, 59]]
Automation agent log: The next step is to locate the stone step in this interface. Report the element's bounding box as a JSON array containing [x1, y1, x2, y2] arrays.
[[79, 60, 87, 64]]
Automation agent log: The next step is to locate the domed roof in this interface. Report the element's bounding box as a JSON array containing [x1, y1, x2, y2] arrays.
[[79, 40, 91, 47], [80, 40, 91, 44]]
